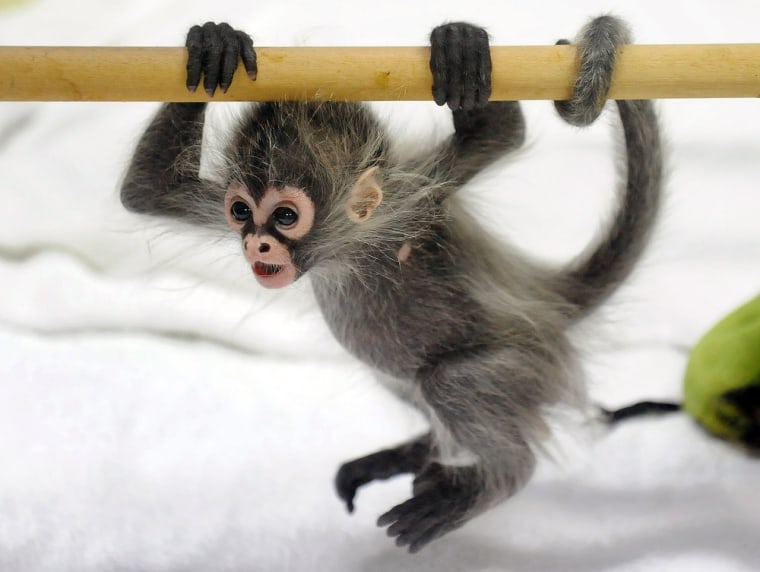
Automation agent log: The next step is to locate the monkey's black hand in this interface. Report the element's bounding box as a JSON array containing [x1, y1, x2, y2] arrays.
[[335, 436, 433, 513], [554, 15, 631, 126], [186, 22, 258, 96], [430, 23, 492, 111], [377, 463, 481, 553], [335, 455, 387, 513]]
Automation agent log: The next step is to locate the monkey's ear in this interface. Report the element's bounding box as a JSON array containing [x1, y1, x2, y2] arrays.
[[347, 166, 383, 223]]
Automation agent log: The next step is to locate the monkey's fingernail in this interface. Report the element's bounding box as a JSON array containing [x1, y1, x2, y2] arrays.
[[186, 85, 197, 93], [248, 71, 258, 81], [205, 88, 216, 97]]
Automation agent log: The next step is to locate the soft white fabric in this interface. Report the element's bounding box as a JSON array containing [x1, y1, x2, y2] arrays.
[[0, 1, 758, 570]]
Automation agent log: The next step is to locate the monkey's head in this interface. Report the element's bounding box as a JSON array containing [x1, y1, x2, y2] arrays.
[[223, 102, 387, 289]]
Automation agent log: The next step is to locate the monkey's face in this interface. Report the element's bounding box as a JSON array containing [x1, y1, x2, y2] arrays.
[[224, 182, 315, 289]]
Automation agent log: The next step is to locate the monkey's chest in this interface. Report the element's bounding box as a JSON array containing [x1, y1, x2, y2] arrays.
[[312, 269, 477, 379]]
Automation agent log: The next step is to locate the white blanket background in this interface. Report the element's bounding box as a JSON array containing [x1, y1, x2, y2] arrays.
[[0, 1, 758, 570]]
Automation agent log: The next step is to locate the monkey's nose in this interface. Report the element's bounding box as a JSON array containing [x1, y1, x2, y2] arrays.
[[259, 243, 271, 253]]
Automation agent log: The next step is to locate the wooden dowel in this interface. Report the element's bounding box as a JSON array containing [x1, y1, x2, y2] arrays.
[[0, 44, 758, 102]]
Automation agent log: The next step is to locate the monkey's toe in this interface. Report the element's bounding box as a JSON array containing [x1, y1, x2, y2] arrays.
[[377, 492, 465, 553], [377, 463, 480, 552]]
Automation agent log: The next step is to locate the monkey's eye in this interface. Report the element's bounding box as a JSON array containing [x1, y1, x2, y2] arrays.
[[272, 206, 298, 227], [230, 201, 252, 222]]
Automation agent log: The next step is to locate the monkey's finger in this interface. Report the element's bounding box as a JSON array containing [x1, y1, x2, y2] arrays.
[[185, 25, 204, 92], [201, 21, 224, 97], [379, 498, 429, 536], [399, 516, 451, 553], [460, 27, 478, 111], [388, 512, 433, 547], [377, 493, 434, 531], [461, 25, 491, 110], [377, 503, 404, 528], [429, 25, 451, 107], [218, 23, 240, 93], [236, 30, 258, 81], [444, 25, 464, 110], [475, 29, 492, 107], [406, 517, 458, 554]]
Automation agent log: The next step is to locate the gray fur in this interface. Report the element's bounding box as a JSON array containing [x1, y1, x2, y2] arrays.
[[121, 16, 663, 552]]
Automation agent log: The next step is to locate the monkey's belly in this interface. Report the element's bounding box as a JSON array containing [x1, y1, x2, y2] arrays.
[[322, 307, 423, 379], [313, 277, 475, 380]]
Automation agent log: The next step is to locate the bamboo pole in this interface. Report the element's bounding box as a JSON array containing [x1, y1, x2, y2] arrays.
[[0, 44, 758, 102]]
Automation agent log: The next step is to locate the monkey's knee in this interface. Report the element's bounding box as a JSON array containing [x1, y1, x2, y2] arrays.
[[554, 15, 632, 127]]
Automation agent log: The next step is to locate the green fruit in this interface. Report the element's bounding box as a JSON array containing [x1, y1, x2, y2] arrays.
[[683, 294, 760, 450]]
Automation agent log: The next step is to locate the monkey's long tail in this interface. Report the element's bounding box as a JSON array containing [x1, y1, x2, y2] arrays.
[[560, 99, 663, 316], [552, 16, 664, 317], [600, 400, 681, 424]]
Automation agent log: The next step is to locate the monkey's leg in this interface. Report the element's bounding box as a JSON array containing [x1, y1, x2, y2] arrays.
[[378, 347, 550, 552], [335, 433, 434, 513], [435, 101, 526, 188], [428, 22, 526, 188]]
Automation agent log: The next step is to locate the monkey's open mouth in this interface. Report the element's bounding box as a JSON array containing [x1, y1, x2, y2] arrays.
[[250, 260, 297, 289], [253, 262, 284, 277]]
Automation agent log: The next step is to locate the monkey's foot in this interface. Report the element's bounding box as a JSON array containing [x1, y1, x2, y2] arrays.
[[377, 463, 481, 553]]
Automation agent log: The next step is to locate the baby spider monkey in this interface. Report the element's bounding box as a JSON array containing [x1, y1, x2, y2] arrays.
[[121, 16, 662, 552]]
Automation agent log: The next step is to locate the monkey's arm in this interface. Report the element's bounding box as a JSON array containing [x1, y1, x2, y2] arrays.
[[378, 16, 658, 553], [427, 23, 526, 189], [121, 23, 257, 226], [120, 102, 221, 224], [444, 102, 526, 184]]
